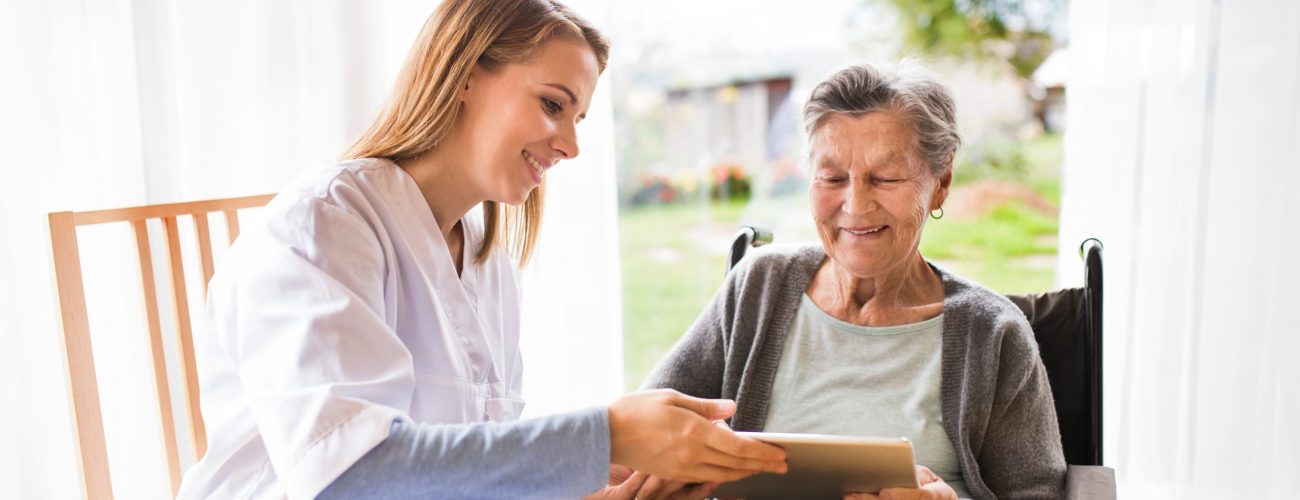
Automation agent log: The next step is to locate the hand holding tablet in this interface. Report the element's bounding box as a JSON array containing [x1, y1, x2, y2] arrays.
[[713, 432, 920, 500]]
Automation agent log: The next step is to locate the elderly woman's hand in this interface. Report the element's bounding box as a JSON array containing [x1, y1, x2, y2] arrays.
[[843, 465, 957, 500], [582, 464, 720, 500]]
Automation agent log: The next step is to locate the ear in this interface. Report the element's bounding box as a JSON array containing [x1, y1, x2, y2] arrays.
[[462, 64, 486, 100], [932, 167, 953, 210]]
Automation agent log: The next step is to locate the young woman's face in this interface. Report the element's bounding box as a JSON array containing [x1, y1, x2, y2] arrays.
[[456, 38, 600, 205]]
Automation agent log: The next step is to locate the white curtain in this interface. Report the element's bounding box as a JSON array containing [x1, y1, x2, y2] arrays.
[[1058, 0, 1300, 497], [0, 1, 622, 498]]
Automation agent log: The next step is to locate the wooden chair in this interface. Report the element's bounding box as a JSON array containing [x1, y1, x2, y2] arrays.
[[48, 194, 275, 499]]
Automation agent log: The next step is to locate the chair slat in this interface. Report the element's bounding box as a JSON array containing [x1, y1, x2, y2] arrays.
[[73, 194, 274, 226], [223, 209, 240, 245], [133, 220, 183, 494], [162, 216, 207, 460], [193, 213, 216, 292], [48, 212, 114, 500]]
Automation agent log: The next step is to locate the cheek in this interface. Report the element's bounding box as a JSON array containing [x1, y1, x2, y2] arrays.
[[885, 187, 930, 223], [808, 187, 841, 221], [808, 188, 843, 248], [484, 95, 538, 136], [512, 98, 559, 139], [904, 196, 929, 224]]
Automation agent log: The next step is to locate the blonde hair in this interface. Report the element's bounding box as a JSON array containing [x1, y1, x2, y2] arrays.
[[343, 0, 609, 266]]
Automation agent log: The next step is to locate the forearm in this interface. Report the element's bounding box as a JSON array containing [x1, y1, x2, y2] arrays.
[[319, 407, 610, 499], [982, 365, 1067, 498]]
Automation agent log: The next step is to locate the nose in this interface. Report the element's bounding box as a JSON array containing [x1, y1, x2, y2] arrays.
[[550, 122, 580, 160], [842, 179, 877, 215]]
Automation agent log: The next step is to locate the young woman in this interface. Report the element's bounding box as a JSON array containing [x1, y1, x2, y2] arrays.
[[177, 1, 786, 498]]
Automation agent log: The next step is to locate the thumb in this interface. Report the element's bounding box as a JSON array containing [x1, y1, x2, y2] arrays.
[[615, 471, 649, 498], [673, 394, 737, 420], [607, 464, 634, 486]]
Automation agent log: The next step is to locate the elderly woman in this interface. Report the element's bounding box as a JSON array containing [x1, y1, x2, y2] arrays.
[[643, 62, 1066, 500]]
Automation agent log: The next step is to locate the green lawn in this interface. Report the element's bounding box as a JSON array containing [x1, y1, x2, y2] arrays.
[[619, 200, 748, 391], [920, 201, 1059, 294]]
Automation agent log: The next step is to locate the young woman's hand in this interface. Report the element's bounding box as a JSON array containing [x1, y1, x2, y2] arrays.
[[607, 389, 787, 484], [843, 465, 958, 500], [582, 464, 720, 500]]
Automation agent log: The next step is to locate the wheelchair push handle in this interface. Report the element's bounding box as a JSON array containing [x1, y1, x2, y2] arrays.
[[727, 226, 774, 274]]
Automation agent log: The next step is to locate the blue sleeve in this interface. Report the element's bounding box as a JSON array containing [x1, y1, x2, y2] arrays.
[[318, 406, 611, 499]]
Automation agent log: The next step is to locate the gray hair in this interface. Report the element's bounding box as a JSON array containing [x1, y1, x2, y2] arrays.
[[803, 61, 961, 175]]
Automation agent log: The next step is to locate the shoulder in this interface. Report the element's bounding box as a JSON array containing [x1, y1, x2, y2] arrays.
[[268, 158, 398, 216], [711, 244, 823, 324], [233, 159, 406, 270], [936, 264, 1038, 355], [255, 158, 419, 244], [730, 243, 823, 285]]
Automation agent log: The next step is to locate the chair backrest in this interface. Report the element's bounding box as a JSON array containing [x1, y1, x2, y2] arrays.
[[726, 227, 1105, 466], [1006, 238, 1103, 466], [48, 194, 274, 500]]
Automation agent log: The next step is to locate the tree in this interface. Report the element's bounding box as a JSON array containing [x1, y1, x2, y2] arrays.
[[883, 0, 1064, 78]]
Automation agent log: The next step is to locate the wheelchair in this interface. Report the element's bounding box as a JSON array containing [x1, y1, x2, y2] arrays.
[[727, 227, 1116, 499]]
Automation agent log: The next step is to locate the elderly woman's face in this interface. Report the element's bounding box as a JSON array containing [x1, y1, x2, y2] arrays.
[[808, 112, 950, 278]]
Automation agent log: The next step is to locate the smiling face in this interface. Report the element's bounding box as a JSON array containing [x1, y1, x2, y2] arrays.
[[453, 37, 599, 205], [808, 112, 951, 279]]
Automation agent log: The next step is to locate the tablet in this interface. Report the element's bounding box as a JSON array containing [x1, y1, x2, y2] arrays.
[[713, 432, 918, 499]]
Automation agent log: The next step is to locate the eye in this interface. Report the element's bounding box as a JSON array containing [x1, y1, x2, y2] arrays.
[[818, 175, 847, 185], [541, 97, 563, 116], [873, 176, 903, 185]]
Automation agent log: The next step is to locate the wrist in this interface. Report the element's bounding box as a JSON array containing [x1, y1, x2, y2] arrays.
[[606, 403, 625, 464]]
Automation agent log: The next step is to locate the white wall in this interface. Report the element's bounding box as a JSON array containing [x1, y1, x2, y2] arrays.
[[1059, 0, 1300, 497], [0, 1, 622, 497]]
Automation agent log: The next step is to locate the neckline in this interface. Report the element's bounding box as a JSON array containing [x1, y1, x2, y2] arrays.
[[799, 293, 944, 336], [385, 157, 480, 290]]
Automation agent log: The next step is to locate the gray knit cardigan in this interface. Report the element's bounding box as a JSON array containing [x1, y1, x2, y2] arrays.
[[642, 244, 1066, 500]]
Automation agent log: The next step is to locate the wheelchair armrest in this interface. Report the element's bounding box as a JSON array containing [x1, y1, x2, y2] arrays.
[[1065, 465, 1116, 500]]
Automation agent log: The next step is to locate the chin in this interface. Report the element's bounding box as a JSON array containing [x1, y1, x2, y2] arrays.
[[830, 249, 887, 275], [501, 188, 534, 206]]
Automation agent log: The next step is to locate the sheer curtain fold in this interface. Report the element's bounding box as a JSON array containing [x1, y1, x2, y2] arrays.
[[0, 1, 622, 498], [1059, 0, 1300, 497]]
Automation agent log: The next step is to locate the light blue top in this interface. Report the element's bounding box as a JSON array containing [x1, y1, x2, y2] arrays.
[[318, 407, 610, 499], [764, 295, 971, 499]]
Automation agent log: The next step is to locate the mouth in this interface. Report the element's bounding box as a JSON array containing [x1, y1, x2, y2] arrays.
[[840, 225, 888, 239], [522, 150, 547, 183]]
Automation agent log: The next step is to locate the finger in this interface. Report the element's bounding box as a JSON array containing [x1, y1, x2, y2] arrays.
[[670, 393, 738, 421], [919, 480, 958, 500], [609, 464, 635, 486], [694, 443, 787, 475], [617, 471, 649, 496], [651, 480, 688, 500], [670, 462, 770, 484], [595, 472, 646, 500], [713, 419, 732, 430], [638, 474, 664, 499], [843, 494, 880, 500], [914, 465, 940, 485], [669, 482, 718, 500], [701, 425, 788, 465], [878, 487, 923, 500]]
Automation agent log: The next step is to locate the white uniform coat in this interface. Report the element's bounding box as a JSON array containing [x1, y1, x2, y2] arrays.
[[177, 158, 525, 499]]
